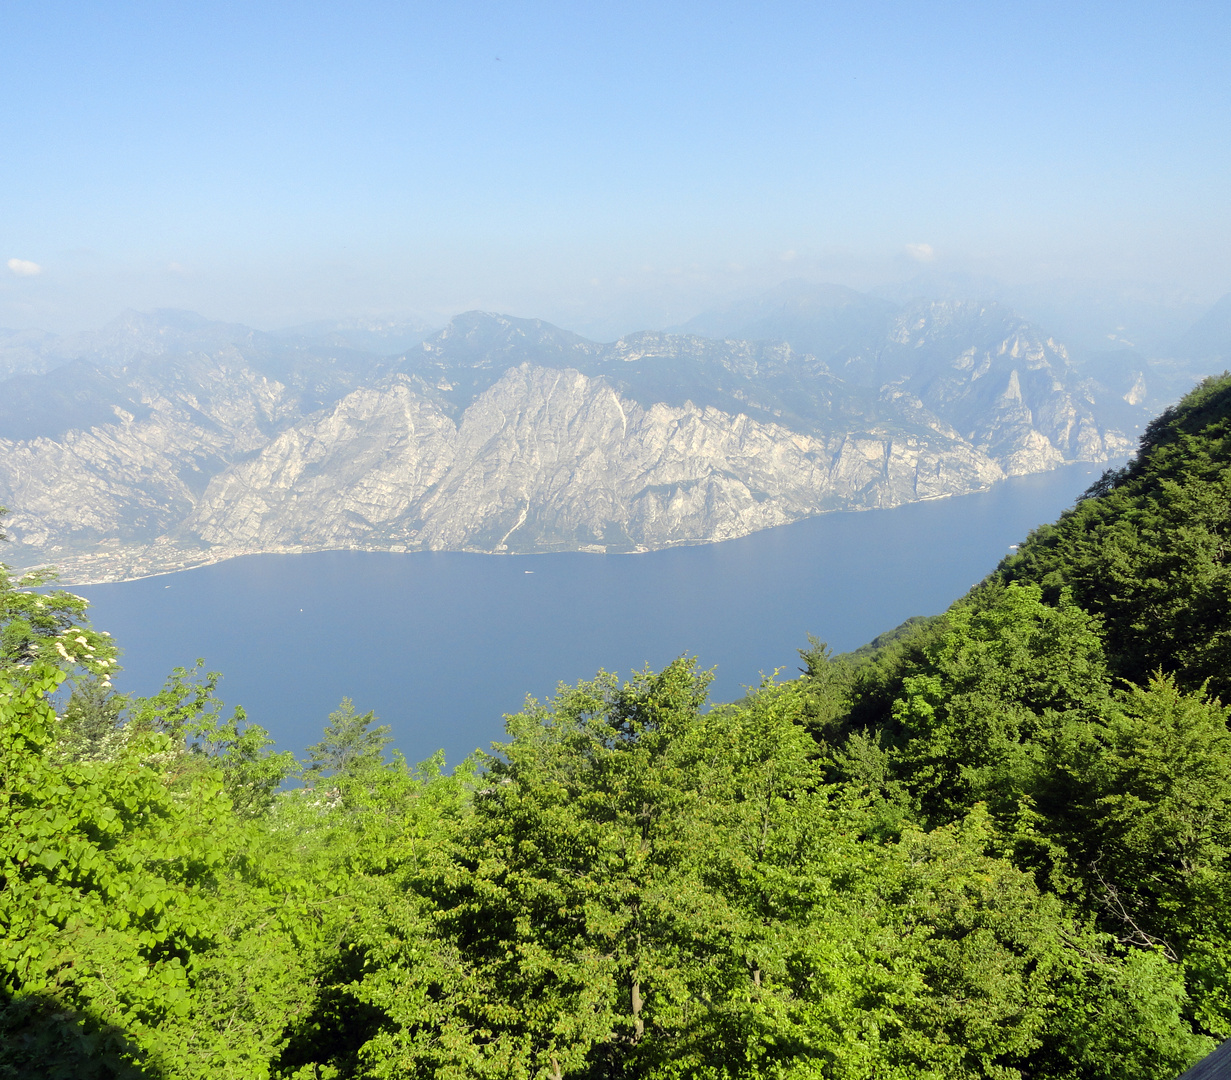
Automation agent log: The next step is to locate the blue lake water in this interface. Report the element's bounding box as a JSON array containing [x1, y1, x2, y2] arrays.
[[78, 461, 1113, 768]]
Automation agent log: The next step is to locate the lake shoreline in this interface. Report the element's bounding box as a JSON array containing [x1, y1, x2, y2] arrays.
[[75, 460, 1120, 768], [11, 459, 1121, 586]]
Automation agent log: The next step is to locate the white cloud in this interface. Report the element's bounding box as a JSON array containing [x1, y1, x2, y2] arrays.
[[779, 249, 798, 263], [7, 258, 42, 277], [166, 261, 189, 275], [905, 243, 935, 263]]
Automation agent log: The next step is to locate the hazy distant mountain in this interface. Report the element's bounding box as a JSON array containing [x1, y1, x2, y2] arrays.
[[57, 309, 272, 365], [672, 280, 897, 363], [270, 317, 437, 356], [0, 303, 1145, 582], [1177, 293, 1231, 364], [0, 328, 63, 380], [678, 288, 1155, 469], [0, 308, 437, 389]]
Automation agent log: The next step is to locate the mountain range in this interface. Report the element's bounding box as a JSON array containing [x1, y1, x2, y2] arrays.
[[2, 282, 1223, 583]]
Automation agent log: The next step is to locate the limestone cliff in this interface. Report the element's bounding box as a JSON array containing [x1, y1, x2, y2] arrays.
[[176, 365, 1004, 560], [0, 305, 1134, 583]]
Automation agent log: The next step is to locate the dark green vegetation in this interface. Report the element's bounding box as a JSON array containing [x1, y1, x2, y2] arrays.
[[2, 374, 1229, 1079], [993, 374, 1231, 701]]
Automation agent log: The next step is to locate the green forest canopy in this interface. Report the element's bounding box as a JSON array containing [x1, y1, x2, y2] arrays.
[[1, 373, 1229, 1080]]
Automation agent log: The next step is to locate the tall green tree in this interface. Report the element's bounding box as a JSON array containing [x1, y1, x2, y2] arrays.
[[303, 698, 392, 781], [442, 658, 728, 1078], [794, 635, 852, 741], [1038, 674, 1231, 1040], [1, 657, 320, 1079], [269, 751, 475, 1080], [127, 660, 296, 818], [0, 662, 231, 1073], [56, 674, 129, 762], [873, 582, 1111, 828]]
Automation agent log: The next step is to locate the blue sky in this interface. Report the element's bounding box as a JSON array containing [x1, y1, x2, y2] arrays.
[[2, 0, 1229, 337]]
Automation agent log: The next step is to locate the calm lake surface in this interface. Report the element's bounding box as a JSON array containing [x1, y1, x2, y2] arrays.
[[79, 461, 1113, 768]]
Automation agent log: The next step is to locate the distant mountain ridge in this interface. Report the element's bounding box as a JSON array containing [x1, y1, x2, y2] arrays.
[[0, 290, 1186, 582], [1179, 293, 1231, 365]]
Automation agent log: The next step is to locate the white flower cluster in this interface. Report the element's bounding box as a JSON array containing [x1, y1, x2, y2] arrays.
[[53, 630, 115, 686]]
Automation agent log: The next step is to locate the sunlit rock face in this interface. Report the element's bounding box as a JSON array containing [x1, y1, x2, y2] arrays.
[[0, 307, 1133, 582], [172, 363, 1006, 556]]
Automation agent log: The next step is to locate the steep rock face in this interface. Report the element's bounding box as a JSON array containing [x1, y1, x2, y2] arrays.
[[860, 301, 1129, 473], [0, 354, 290, 549], [0, 305, 1134, 582], [674, 294, 1132, 474], [183, 379, 456, 547], [177, 365, 1005, 559]]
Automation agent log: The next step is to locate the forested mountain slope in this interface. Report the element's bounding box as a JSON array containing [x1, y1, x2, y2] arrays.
[[803, 372, 1231, 1069], [1, 376, 1228, 1078], [992, 373, 1231, 700]]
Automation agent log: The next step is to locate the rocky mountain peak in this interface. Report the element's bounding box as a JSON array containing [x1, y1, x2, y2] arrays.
[[421, 311, 600, 365], [0, 293, 1151, 582]]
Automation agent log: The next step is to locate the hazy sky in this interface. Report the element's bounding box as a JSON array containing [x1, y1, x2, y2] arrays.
[[2, 0, 1229, 337]]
